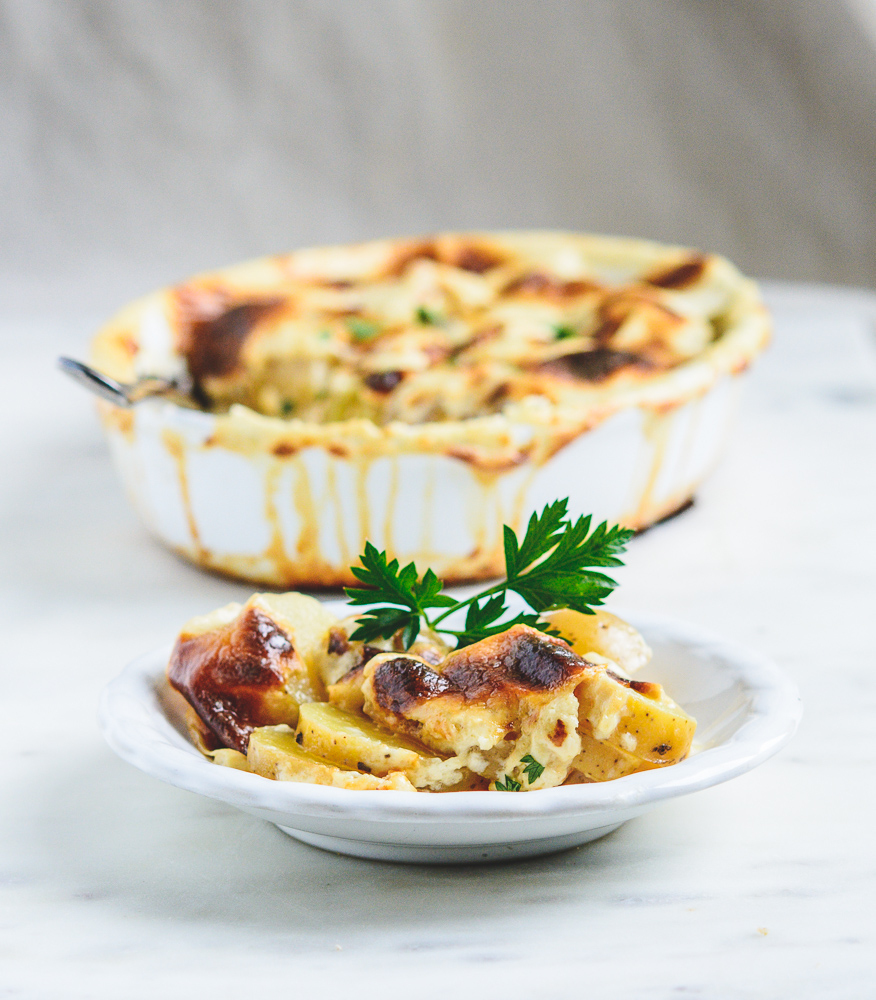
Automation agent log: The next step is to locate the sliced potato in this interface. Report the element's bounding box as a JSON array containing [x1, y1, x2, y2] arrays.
[[210, 748, 252, 772], [540, 608, 651, 674], [576, 668, 696, 766], [247, 725, 417, 790], [297, 702, 435, 775], [297, 703, 475, 790], [571, 725, 662, 781]]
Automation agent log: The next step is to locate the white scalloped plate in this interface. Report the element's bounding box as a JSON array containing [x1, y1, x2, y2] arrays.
[[98, 608, 801, 864]]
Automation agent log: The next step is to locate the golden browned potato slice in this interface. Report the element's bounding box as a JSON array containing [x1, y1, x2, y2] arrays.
[[296, 702, 475, 790], [571, 726, 662, 782], [247, 725, 417, 790], [540, 608, 651, 674], [576, 666, 696, 766], [297, 702, 438, 775]]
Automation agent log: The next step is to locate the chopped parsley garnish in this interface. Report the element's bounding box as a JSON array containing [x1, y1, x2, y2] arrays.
[[416, 306, 442, 325], [553, 324, 577, 340], [494, 774, 522, 792], [347, 318, 380, 342], [520, 754, 546, 783], [346, 498, 633, 649], [280, 400, 295, 416]]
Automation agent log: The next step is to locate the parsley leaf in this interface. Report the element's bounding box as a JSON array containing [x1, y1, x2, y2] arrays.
[[347, 543, 455, 646], [416, 306, 442, 325], [347, 318, 380, 342], [494, 774, 522, 792], [553, 324, 577, 340], [520, 754, 545, 784], [503, 498, 569, 579], [345, 498, 633, 650]]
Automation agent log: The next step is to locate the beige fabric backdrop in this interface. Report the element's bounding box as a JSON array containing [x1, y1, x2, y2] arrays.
[[3, 0, 876, 318]]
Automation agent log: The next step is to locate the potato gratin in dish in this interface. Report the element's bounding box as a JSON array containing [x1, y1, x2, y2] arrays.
[[91, 231, 769, 587], [168, 594, 695, 793]]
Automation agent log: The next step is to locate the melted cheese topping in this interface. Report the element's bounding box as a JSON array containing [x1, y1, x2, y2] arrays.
[[93, 231, 769, 431], [171, 592, 697, 791]]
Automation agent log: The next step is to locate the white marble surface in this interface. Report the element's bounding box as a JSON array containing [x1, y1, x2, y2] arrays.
[[2, 283, 875, 998]]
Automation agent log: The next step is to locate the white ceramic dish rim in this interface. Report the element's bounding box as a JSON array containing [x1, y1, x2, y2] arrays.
[[99, 608, 802, 826]]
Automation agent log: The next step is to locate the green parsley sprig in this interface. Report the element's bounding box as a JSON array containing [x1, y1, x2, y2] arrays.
[[494, 774, 522, 792], [345, 498, 634, 650], [494, 755, 547, 791], [520, 754, 546, 784]]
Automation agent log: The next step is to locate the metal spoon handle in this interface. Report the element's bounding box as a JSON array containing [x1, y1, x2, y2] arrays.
[[57, 357, 179, 407], [57, 357, 134, 406]]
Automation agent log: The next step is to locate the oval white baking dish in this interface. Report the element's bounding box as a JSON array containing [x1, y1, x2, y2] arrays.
[[91, 231, 769, 586]]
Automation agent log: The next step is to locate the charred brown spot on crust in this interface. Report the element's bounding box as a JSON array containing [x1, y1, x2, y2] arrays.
[[605, 670, 660, 698], [550, 718, 568, 746], [538, 348, 644, 383], [364, 370, 404, 393], [453, 244, 503, 274], [606, 669, 631, 688], [327, 628, 350, 656], [485, 382, 510, 408], [504, 273, 596, 299], [504, 273, 555, 295], [652, 743, 671, 756], [295, 731, 303, 745], [372, 657, 457, 715], [183, 298, 283, 384], [630, 679, 660, 696], [336, 664, 365, 687], [357, 761, 372, 773], [645, 255, 707, 290], [591, 315, 625, 342], [443, 626, 585, 701], [327, 444, 350, 458], [167, 608, 298, 753], [272, 442, 296, 457]]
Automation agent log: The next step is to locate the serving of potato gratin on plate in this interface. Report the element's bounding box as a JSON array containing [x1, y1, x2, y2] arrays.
[[169, 596, 695, 793], [165, 501, 696, 793]]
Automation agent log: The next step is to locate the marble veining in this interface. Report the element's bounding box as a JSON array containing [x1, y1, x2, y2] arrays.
[[1, 282, 875, 997]]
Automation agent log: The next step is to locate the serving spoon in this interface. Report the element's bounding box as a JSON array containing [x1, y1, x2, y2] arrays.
[[57, 357, 193, 407]]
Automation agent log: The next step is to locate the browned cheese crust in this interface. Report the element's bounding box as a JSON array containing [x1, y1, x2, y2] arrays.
[[360, 626, 597, 783], [141, 235, 745, 426], [167, 607, 303, 753]]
